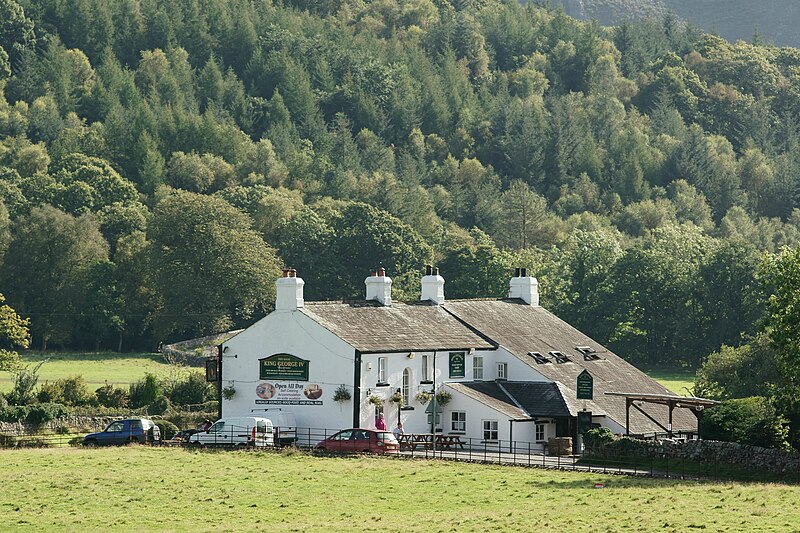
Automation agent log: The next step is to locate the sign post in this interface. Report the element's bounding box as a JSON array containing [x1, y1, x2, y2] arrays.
[[576, 369, 593, 400]]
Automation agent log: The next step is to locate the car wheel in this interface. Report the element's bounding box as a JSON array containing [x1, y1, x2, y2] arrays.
[[316, 446, 326, 452], [127, 437, 139, 445], [188, 441, 202, 449], [362, 449, 370, 453], [83, 439, 98, 447]]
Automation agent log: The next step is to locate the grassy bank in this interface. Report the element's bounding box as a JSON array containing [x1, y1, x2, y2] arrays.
[[645, 369, 696, 395], [0, 351, 174, 393], [1, 447, 799, 532]]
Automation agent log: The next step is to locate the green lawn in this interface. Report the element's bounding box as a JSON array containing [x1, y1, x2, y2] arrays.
[[645, 369, 697, 396], [0, 447, 799, 532], [0, 351, 174, 393]]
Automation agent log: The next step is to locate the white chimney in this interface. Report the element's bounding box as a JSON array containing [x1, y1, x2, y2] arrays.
[[275, 268, 304, 311], [421, 265, 445, 305], [509, 267, 539, 306], [365, 267, 392, 306]]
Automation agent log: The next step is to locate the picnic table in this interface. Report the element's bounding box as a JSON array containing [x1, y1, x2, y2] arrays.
[[398, 434, 466, 451]]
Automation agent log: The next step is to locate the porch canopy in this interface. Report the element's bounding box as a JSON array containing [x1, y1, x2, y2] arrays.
[[605, 392, 720, 438]]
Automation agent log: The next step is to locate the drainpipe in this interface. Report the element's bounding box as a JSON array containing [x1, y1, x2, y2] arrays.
[[353, 350, 362, 428], [217, 345, 223, 421]]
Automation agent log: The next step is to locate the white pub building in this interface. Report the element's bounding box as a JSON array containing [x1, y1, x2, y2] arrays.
[[218, 267, 697, 449]]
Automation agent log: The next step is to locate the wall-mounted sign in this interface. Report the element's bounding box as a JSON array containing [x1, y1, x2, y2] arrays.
[[254, 382, 323, 405], [449, 352, 465, 378], [259, 353, 309, 381], [205, 357, 219, 383], [576, 369, 593, 400]]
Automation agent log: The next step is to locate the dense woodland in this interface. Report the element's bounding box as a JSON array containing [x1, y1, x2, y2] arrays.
[[2, 0, 800, 380]]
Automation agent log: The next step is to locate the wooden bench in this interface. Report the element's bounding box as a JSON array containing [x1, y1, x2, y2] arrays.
[[398, 434, 465, 451]]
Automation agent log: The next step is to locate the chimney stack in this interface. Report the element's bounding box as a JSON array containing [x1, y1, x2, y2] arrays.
[[365, 267, 392, 306], [509, 267, 539, 306], [421, 265, 445, 305], [275, 268, 304, 311]]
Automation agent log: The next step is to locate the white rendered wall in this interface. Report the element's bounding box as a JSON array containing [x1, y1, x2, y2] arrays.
[[220, 310, 356, 431]]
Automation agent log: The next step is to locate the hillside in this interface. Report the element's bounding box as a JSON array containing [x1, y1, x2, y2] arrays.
[[2, 0, 800, 374], [557, 0, 800, 47]]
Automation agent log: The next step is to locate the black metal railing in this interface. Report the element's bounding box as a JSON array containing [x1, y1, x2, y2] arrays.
[[2, 425, 798, 484]]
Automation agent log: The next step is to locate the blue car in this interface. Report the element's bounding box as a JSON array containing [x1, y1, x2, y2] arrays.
[[82, 418, 161, 446]]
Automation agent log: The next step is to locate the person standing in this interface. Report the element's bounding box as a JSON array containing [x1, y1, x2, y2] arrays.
[[376, 412, 387, 431]]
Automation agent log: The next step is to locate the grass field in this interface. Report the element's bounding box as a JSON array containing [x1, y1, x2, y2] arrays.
[[0, 447, 798, 532], [0, 351, 174, 393], [645, 369, 697, 395]]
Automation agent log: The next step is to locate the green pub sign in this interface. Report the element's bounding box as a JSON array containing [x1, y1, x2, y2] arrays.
[[449, 352, 466, 378], [259, 353, 309, 381], [576, 369, 593, 400]]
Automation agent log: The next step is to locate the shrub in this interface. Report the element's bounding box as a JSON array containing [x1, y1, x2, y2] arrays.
[[700, 396, 790, 449], [168, 371, 212, 406], [95, 383, 129, 408], [7, 361, 45, 405], [0, 404, 29, 422], [155, 420, 179, 440], [130, 374, 162, 408], [147, 395, 172, 416], [583, 427, 616, 453], [37, 376, 95, 406], [695, 334, 779, 400], [0, 433, 17, 447], [25, 403, 70, 426]]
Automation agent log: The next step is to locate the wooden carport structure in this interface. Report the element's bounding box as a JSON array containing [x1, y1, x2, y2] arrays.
[[605, 392, 720, 438]]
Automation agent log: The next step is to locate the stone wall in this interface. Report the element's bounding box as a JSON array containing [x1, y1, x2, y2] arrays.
[[0, 416, 117, 436], [602, 437, 800, 475]]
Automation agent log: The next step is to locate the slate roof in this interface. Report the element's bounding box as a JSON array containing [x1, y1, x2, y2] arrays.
[[442, 299, 698, 434], [300, 301, 494, 353], [451, 381, 605, 418]]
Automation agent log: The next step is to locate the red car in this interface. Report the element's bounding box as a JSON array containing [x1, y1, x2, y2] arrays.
[[315, 429, 400, 454]]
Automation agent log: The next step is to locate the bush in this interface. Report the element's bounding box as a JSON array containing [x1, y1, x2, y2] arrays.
[[0, 404, 29, 422], [37, 376, 95, 406], [700, 396, 789, 449], [7, 361, 44, 405], [168, 371, 212, 406], [155, 420, 179, 440], [95, 383, 129, 408], [0, 433, 17, 447], [583, 427, 616, 453], [25, 403, 70, 426], [130, 374, 162, 408], [147, 395, 172, 415]]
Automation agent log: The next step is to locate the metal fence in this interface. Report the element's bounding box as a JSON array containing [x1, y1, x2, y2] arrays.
[[2, 425, 799, 484]]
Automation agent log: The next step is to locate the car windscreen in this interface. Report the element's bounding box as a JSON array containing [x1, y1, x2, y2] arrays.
[[377, 432, 398, 443]]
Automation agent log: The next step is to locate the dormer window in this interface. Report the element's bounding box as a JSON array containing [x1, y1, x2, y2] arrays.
[[549, 351, 571, 364], [529, 352, 550, 364], [577, 346, 601, 361]]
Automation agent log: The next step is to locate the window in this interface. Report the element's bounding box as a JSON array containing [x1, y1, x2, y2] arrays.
[[333, 430, 352, 441], [402, 368, 411, 405], [451, 411, 466, 432], [106, 422, 124, 432], [377, 357, 388, 383], [208, 421, 225, 433], [577, 346, 601, 361], [550, 351, 570, 364], [473, 355, 484, 380], [529, 352, 550, 364], [535, 423, 545, 442], [483, 420, 498, 441], [421, 354, 430, 382], [497, 362, 508, 380]]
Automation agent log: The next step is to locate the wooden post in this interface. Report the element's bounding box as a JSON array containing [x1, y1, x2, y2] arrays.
[[626, 397, 631, 436]]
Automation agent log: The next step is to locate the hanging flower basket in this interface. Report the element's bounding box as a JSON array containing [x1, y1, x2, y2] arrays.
[[221, 386, 236, 401], [435, 390, 452, 406], [368, 395, 384, 407], [333, 384, 351, 403], [415, 391, 432, 405], [389, 391, 404, 408]]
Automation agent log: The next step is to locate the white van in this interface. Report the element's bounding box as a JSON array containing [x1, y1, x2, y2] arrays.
[[251, 409, 297, 445], [188, 417, 274, 448]]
